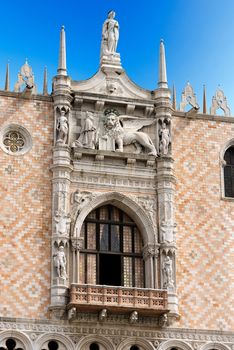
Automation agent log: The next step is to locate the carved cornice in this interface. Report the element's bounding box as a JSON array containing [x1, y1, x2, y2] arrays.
[[0, 319, 233, 344]]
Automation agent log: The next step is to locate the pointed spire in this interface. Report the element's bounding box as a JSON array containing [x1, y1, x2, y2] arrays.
[[203, 84, 207, 114], [172, 84, 177, 110], [57, 25, 67, 75], [5, 62, 10, 91], [158, 39, 168, 89], [43, 66, 48, 95]]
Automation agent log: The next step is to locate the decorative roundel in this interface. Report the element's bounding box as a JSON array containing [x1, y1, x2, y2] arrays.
[[0, 124, 32, 155]]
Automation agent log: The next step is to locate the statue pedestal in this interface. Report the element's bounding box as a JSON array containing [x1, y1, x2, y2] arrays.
[[100, 53, 123, 73], [98, 136, 115, 151], [51, 284, 68, 306]]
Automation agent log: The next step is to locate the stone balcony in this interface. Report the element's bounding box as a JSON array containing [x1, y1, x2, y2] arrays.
[[68, 284, 168, 316]]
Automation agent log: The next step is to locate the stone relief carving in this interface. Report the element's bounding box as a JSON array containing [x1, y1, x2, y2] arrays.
[[179, 82, 199, 111], [210, 88, 231, 116], [101, 10, 119, 56], [129, 311, 138, 324], [14, 59, 37, 93], [53, 245, 67, 279], [54, 210, 71, 236], [160, 220, 176, 243], [158, 313, 168, 328], [99, 110, 157, 156], [73, 111, 97, 149], [162, 255, 174, 288], [71, 190, 97, 217], [56, 109, 69, 145], [159, 122, 171, 156], [129, 195, 157, 229], [99, 309, 108, 321]]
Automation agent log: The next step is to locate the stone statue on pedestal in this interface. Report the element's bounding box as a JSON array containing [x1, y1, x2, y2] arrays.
[[101, 11, 119, 56]]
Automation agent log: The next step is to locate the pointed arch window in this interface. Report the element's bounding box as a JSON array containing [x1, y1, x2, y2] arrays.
[[224, 145, 234, 197], [79, 205, 144, 287]]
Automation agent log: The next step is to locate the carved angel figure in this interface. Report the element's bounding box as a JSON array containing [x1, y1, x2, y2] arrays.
[[160, 220, 175, 243], [54, 210, 71, 236], [99, 110, 157, 156]]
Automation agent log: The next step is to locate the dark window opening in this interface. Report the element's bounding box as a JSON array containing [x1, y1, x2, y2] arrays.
[[99, 253, 121, 286], [80, 205, 144, 287], [48, 341, 59, 350], [224, 146, 234, 197], [90, 343, 99, 350], [130, 346, 140, 350]]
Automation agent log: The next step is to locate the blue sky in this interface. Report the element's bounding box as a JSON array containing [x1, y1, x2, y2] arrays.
[[1, 0, 234, 113]]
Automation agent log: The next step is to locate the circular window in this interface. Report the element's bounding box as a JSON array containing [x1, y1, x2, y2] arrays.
[[0, 124, 32, 155]]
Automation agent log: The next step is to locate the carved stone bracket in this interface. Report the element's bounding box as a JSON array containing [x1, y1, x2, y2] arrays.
[[143, 244, 159, 260], [71, 237, 84, 252]]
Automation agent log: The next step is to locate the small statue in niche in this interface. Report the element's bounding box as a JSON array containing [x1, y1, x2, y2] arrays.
[[101, 10, 119, 55], [54, 245, 67, 279], [159, 122, 170, 156], [56, 110, 69, 145], [100, 110, 157, 156], [54, 210, 71, 236], [163, 255, 174, 288], [75, 111, 97, 149]]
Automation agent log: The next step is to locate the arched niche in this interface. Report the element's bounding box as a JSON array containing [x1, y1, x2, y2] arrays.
[[71, 192, 158, 288], [157, 340, 193, 350], [35, 333, 75, 350], [73, 191, 156, 245], [116, 337, 155, 350], [76, 335, 115, 350], [0, 331, 33, 350]]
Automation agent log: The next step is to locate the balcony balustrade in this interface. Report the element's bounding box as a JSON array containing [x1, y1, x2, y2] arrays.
[[68, 284, 168, 316]]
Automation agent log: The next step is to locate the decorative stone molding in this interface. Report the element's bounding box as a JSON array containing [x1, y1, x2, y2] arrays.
[[0, 124, 32, 156]]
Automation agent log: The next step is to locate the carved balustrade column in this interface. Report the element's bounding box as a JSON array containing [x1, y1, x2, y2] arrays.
[[143, 244, 159, 288], [71, 238, 84, 283]]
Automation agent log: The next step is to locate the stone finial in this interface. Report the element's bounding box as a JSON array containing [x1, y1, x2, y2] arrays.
[[43, 66, 48, 95], [210, 87, 231, 116], [158, 39, 168, 89], [179, 82, 199, 111], [14, 59, 37, 94], [5, 62, 10, 91], [57, 25, 67, 76], [172, 84, 177, 110], [203, 85, 207, 114]]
